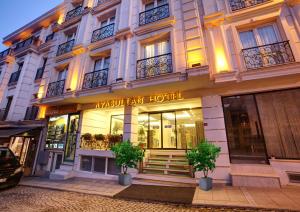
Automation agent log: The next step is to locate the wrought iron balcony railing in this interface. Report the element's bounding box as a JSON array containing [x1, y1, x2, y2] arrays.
[[15, 37, 36, 51], [46, 80, 65, 98], [136, 53, 173, 79], [139, 4, 170, 26], [91, 24, 115, 43], [242, 41, 295, 70], [229, 0, 270, 11], [82, 68, 109, 89], [35, 67, 44, 80], [0, 48, 11, 59], [45, 33, 55, 42], [8, 71, 21, 85], [56, 39, 75, 56], [65, 6, 82, 21]]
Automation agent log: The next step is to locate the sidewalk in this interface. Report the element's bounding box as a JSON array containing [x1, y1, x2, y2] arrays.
[[20, 177, 300, 211]]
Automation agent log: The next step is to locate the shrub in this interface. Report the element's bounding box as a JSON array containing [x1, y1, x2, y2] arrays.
[[111, 140, 144, 175], [186, 139, 221, 178]]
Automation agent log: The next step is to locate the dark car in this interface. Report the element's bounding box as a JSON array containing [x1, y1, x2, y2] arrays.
[[0, 147, 23, 189]]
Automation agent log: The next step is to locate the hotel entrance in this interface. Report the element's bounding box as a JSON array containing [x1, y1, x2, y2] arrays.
[[137, 98, 204, 150], [138, 109, 204, 150]]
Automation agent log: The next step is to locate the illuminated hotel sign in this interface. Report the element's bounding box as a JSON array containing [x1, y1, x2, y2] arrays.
[[95, 92, 184, 109]]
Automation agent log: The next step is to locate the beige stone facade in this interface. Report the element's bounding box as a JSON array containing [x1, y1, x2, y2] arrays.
[[0, 0, 299, 187]]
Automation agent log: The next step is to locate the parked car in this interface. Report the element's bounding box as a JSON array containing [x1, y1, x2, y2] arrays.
[[0, 147, 23, 189]]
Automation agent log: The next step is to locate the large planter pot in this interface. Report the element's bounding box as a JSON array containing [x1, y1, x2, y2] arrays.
[[199, 177, 212, 191], [118, 173, 132, 186]]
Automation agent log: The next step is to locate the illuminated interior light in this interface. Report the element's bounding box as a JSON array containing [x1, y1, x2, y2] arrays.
[[215, 48, 229, 72]]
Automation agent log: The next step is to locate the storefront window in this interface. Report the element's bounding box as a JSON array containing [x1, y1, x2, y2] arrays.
[[138, 109, 204, 149], [64, 114, 79, 162], [80, 109, 123, 150], [45, 115, 68, 149]]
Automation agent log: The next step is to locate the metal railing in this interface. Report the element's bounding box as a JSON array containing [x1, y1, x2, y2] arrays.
[[15, 37, 36, 51], [91, 23, 115, 43], [46, 80, 65, 97], [242, 41, 295, 70], [82, 68, 109, 89], [65, 6, 82, 21], [139, 4, 170, 26], [0, 48, 11, 59], [56, 39, 75, 56], [136, 53, 173, 79], [35, 67, 44, 80], [229, 0, 270, 11], [8, 71, 21, 85], [45, 33, 55, 42]]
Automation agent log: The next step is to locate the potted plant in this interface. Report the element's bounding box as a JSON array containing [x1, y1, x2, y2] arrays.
[[111, 140, 144, 186], [107, 134, 122, 148], [186, 139, 221, 191], [81, 133, 93, 149]]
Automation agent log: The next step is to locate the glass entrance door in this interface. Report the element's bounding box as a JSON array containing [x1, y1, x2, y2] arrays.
[[64, 114, 79, 162], [149, 113, 162, 148], [162, 112, 176, 148]]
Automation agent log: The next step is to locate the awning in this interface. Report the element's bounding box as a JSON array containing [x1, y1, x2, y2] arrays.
[[0, 127, 37, 138]]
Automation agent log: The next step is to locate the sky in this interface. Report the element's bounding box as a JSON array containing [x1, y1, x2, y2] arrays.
[[0, 0, 63, 51]]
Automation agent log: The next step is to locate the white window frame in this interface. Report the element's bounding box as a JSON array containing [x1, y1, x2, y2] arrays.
[[143, 39, 171, 59], [239, 23, 281, 48], [57, 66, 68, 81], [93, 56, 111, 72], [145, 0, 168, 10]]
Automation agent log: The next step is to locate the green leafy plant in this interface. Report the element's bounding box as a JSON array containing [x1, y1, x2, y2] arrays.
[[111, 140, 144, 175], [186, 139, 221, 178]]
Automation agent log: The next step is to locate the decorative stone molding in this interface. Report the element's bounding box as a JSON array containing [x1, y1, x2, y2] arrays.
[[115, 28, 133, 40], [91, 0, 121, 15], [72, 44, 86, 55], [204, 12, 225, 28], [134, 16, 176, 36], [87, 36, 115, 51], [0, 55, 15, 65]]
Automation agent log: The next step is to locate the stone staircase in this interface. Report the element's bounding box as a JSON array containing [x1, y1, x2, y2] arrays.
[[142, 151, 191, 177]]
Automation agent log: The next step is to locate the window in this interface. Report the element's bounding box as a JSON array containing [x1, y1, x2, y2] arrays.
[[100, 16, 115, 28], [94, 57, 110, 71], [144, 40, 170, 58], [1, 96, 13, 121], [66, 32, 76, 42], [45, 115, 68, 149], [24, 106, 39, 120], [145, 0, 168, 10], [57, 66, 68, 81], [239, 24, 280, 48]]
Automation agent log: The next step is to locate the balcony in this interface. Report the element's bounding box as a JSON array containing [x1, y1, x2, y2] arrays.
[[229, 0, 270, 12], [136, 53, 173, 79], [56, 39, 75, 56], [46, 80, 65, 98], [14, 36, 36, 51], [45, 33, 55, 43], [8, 71, 21, 86], [242, 41, 295, 70], [65, 6, 82, 22], [0, 48, 11, 59], [139, 4, 170, 26], [91, 24, 115, 43], [35, 67, 44, 80], [82, 68, 109, 89]]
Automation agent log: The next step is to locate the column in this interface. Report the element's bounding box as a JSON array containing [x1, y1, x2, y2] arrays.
[[123, 105, 138, 145], [200, 95, 230, 183]]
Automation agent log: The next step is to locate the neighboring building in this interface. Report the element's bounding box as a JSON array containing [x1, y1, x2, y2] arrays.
[[0, 0, 299, 186]]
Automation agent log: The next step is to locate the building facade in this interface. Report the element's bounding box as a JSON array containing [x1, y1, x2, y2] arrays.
[[0, 0, 299, 186]]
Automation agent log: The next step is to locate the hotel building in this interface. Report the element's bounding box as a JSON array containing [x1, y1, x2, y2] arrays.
[[0, 0, 299, 187]]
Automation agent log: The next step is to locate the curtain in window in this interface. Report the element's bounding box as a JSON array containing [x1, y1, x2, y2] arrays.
[[255, 89, 300, 159], [58, 68, 68, 80], [94, 59, 102, 71], [157, 41, 170, 55], [257, 25, 278, 45], [145, 44, 155, 58], [239, 30, 257, 48], [103, 57, 110, 69]]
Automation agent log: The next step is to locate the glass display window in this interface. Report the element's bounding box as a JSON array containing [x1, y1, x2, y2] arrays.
[[45, 115, 68, 150]]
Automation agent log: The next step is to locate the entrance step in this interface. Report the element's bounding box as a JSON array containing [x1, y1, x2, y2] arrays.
[[230, 164, 281, 188], [49, 164, 74, 180], [143, 150, 190, 177], [134, 173, 197, 187]]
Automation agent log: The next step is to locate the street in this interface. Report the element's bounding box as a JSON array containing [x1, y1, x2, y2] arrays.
[[0, 186, 269, 212]]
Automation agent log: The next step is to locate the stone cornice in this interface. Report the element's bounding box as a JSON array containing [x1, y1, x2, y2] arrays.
[[91, 0, 121, 15], [115, 28, 134, 40], [204, 12, 225, 28]]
